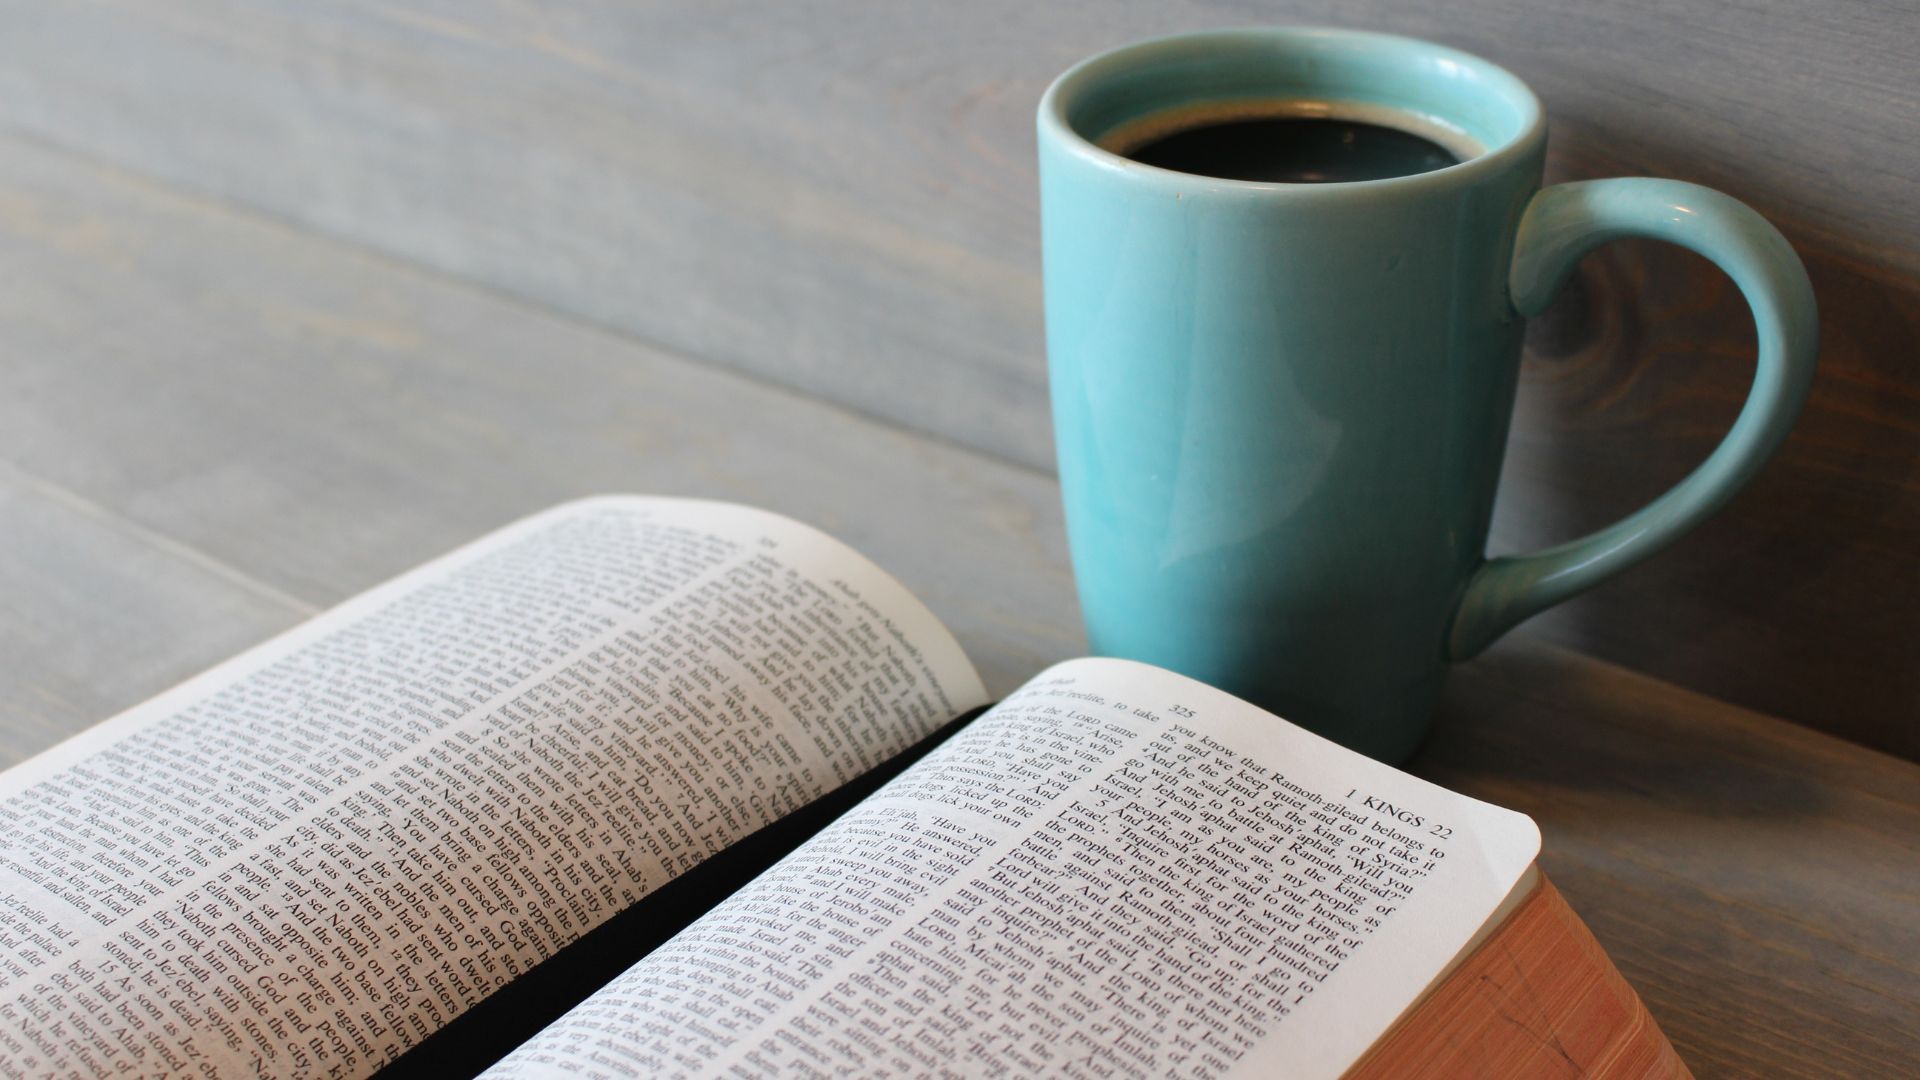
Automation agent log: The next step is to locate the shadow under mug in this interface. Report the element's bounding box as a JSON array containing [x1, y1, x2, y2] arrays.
[[1037, 28, 1817, 762]]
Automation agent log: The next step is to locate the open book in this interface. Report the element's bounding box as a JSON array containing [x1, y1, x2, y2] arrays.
[[0, 498, 1685, 1078]]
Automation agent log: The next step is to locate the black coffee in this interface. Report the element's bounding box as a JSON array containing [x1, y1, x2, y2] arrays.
[[1124, 116, 1459, 183]]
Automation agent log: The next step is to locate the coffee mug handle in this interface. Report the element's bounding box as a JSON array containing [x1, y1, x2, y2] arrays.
[[1448, 178, 1818, 661]]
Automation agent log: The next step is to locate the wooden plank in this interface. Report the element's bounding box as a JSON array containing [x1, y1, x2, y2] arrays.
[[2, 1, 1913, 459], [0, 134, 1912, 1077], [0, 134, 1083, 712], [0, 0, 1052, 462], [0, 463, 307, 760], [1423, 643, 1920, 1079], [0, 1, 1913, 755]]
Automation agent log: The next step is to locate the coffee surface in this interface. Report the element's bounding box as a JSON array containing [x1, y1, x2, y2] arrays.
[[1124, 116, 1459, 183]]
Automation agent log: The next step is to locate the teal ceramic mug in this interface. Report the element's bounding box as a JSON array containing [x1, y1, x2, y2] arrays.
[[1038, 28, 1817, 762]]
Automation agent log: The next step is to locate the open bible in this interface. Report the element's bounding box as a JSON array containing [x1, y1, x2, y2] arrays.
[[0, 498, 1686, 1078]]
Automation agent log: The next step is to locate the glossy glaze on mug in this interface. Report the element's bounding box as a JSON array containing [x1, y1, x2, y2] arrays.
[[1038, 29, 1816, 762]]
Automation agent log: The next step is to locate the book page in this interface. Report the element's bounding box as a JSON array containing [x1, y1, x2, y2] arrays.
[[0, 496, 985, 1079], [485, 657, 1538, 1080]]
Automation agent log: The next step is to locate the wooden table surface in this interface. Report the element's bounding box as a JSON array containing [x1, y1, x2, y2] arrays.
[[2, 58, 1916, 1080]]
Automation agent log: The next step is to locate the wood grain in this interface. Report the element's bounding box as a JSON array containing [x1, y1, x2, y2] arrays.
[[6, 0, 1913, 463], [0, 461, 307, 753], [0, 0, 1911, 754], [1352, 876, 1690, 1079], [1499, 143, 1920, 760]]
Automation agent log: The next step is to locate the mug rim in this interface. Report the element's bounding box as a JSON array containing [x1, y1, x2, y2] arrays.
[[1038, 27, 1547, 198]]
